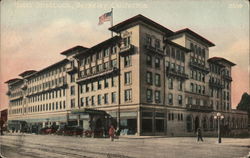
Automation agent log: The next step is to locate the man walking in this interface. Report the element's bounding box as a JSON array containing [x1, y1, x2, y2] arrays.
[[197, 127, 203, 142]]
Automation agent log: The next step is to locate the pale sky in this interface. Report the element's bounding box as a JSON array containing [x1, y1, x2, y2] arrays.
[[0, 0, 249, 110]]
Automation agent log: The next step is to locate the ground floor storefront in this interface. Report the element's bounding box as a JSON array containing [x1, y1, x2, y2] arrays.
[[7, 106, 248, 136]]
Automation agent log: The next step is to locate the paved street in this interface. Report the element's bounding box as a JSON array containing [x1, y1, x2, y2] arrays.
[[0, 134, 249, 158]]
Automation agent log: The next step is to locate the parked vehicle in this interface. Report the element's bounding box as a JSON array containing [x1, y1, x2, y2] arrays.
[[39, 126, 58, 135], [7, 120, 29, 133], [56, 125, 83, 136]]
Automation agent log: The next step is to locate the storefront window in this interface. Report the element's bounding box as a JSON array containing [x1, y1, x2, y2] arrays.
[[155, 119, 164, 132], [142, 119, 152, 132]]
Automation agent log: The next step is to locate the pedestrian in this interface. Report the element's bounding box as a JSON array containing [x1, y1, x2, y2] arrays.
[[197, 127, 203, 142], [109, 125, 115, 141]]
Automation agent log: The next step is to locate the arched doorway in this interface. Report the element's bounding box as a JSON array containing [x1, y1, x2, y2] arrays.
[[194, 116, 200, 132], [186, 115, 193, 132], [202, 117, 208, 131], [209, 116, 214, 130]]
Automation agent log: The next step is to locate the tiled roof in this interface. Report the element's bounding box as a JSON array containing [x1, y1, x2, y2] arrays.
[[109, 14, 173, 36], [172, 28, 215, 47]]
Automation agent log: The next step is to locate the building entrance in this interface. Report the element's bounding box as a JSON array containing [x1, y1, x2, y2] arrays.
[[195, 116, 200, 132]]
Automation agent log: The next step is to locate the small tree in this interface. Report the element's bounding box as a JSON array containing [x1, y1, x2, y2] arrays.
[[237, 92, 250, 112]]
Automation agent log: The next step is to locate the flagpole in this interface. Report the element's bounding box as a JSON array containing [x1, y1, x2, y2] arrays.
[[111, 8, 113, 37]]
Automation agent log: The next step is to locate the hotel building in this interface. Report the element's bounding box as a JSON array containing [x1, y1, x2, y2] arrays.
[[5, 14, 248, 136]]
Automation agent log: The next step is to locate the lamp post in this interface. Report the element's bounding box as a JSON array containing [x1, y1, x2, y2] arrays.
[[214, 112, 224, 143]]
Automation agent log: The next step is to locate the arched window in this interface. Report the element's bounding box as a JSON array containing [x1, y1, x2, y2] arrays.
[[186, 115, 193, 132]]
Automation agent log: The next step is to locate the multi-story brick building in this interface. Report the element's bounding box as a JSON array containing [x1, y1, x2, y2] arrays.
[[5, 14, 248, 136]]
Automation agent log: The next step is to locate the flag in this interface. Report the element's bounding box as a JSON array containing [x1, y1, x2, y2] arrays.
[[98, 11, 112, 25]]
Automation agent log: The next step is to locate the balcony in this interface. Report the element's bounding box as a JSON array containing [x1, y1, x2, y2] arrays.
[[10, 95, 23, 101], [66, 63, 77, 74], [166, 68, 188, 80], [222, 74, 232, 81], [144, 44, 164, 56], [209, 80, 224, 89], [77, 67, 119, 84], [189, 61, 209, 73], [120, 44, 134, 56], [186, 104, 213, 112]]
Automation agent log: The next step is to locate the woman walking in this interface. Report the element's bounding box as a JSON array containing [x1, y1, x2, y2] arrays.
[[109, 125, 115, 141]]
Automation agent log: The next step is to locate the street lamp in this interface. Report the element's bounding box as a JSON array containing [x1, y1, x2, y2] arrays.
[[214, 112, 224, 143]]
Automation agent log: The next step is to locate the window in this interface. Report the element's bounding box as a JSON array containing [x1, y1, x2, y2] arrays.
[[146, 55, 152, 66], [97, 64, 103, 72], [124, 72, 132, 85], [202, 86, 205, 94], [124, 55, 131, 67], [176, 50, 180, 60], [104, 62, 109, 70], [168, 78, 173, 89], [124, 89, 132, 102], [111, 77, 116, 87], [190, 83, 194, 92], [168, 93, 173, 105], [112, 92, 117, 103], [63, 101, 66, 109], [98, 80, 102, 89], [86, 56, 90, 64], [91, 82, 95, 91], [97, 51, 102, 59], [104, 93, 108, 104], [111, 59, 117, 68], [202, 73, 205, 82], [92, 66, 96, 74], [198, 72, 201, 81], [155, 39, 160, 48], [86, 84, 90, 92], [147, 71, 153, 85], [155, 91, 161, 103], [98, 95, 102, 105], [198, 85, 201, 94], [112, 46, 117, 54], [104, 48, 110, 57], [146, 35, 152, 46], [180, 52, 185, 62], [155, 57, 160, 68], [210, 88, 213, 97], [171, 48, 175, 58], [123, 36, 131, 46], [91, 96, 95, 105], [166, 46, 170, 56], [155, 74, 161, 86], [193, 71, 197, 80], [170, 63, 175, 71], [70, 74, 75, 83], [71, 99, 75, 108], [70, 86, 75, 96], [147, 89, 153, 102], [178, 80, 183, 91], [104, 78, 109, 88], [86, 97, 89, 106], [178, 95, 182, 105]]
